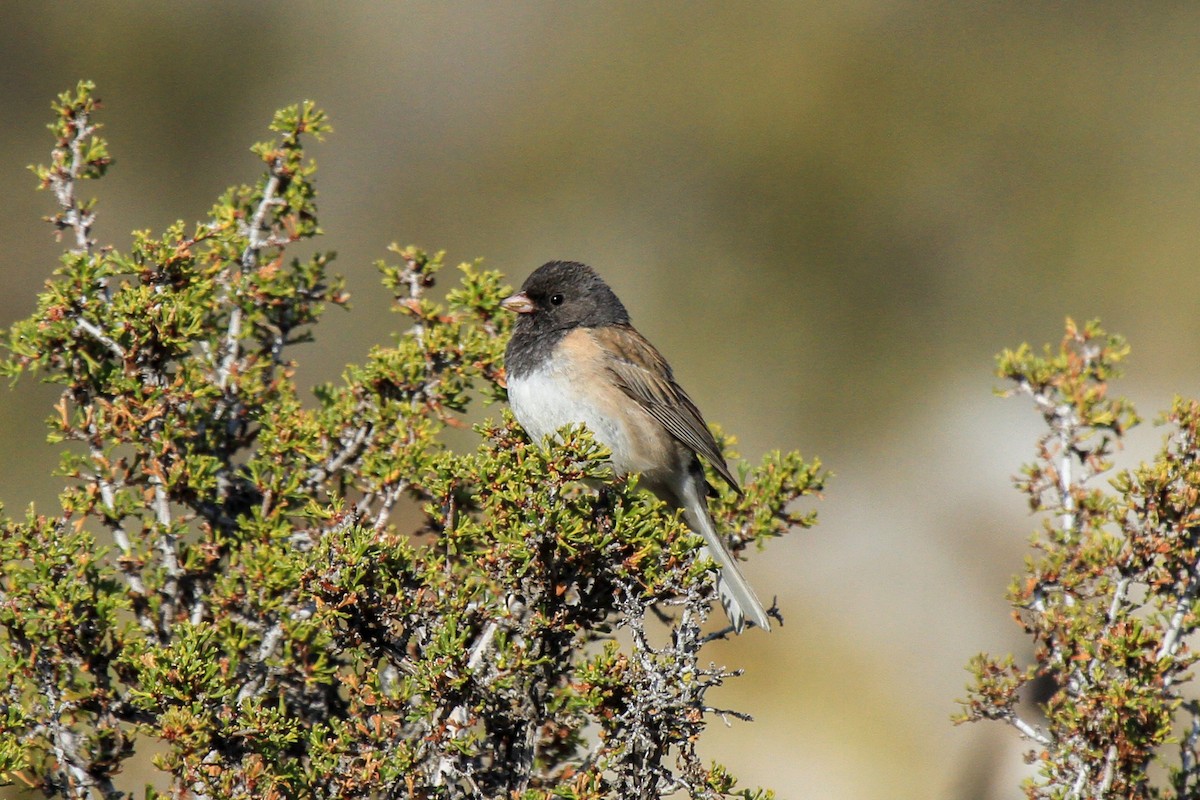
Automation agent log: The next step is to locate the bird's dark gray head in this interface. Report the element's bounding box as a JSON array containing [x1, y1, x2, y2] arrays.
[[502, 261, 630, 331]]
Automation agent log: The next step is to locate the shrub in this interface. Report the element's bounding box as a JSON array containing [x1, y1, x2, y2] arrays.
[[960, 319, 1200, 798], [0, 82, 823, 800]]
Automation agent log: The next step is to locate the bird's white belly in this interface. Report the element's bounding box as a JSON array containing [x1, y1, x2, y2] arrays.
[[507, 366, 640, 474]]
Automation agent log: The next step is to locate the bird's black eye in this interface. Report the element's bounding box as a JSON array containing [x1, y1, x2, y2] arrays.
[[550, 293, 564, 306]]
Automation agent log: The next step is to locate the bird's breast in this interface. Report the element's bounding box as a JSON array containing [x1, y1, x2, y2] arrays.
[[507, 366, 629, 457], [506, 338, 673, 480]]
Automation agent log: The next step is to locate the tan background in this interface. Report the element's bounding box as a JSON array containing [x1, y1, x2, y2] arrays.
[[4, 4, 1200, 798]]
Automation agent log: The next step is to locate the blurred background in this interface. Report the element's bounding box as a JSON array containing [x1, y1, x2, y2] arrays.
[[3, 3, 1200, 798]]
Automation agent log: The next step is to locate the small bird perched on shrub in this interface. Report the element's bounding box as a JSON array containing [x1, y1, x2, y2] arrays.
[[501, 260, 770, 632]]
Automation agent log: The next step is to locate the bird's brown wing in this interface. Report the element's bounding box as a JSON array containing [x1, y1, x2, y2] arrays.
[[592, 325, 742, 493]]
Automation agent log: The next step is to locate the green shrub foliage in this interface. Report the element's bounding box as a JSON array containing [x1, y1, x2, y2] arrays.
[[960, 319, 1200, 799], [0, 83, 823, 800]]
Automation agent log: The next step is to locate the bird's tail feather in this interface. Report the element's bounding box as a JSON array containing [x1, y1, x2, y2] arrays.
[[685, 502, 771, 633]]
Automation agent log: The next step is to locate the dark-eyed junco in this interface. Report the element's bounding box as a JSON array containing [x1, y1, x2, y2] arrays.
[[501, 261, 771, 632]]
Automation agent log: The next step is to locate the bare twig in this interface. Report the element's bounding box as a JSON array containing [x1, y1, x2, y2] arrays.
[[308, 421, 373, 491], [88, 442, 156, 635], [1158, 559, 1200, 666], [146, 470, 183, 635], [1010, 712, 1053, 748], [432, 609, 506, 789], [74, 318, 124, 360]]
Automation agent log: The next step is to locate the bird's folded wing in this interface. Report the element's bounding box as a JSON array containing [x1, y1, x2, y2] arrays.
[[592, 325, 741, 493]]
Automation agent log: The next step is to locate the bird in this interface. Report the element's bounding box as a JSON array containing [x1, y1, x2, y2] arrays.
[[500, 260, 771, 632]]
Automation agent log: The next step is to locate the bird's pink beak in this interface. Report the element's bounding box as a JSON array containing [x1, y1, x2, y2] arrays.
[[501, 292, 535, 314]]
